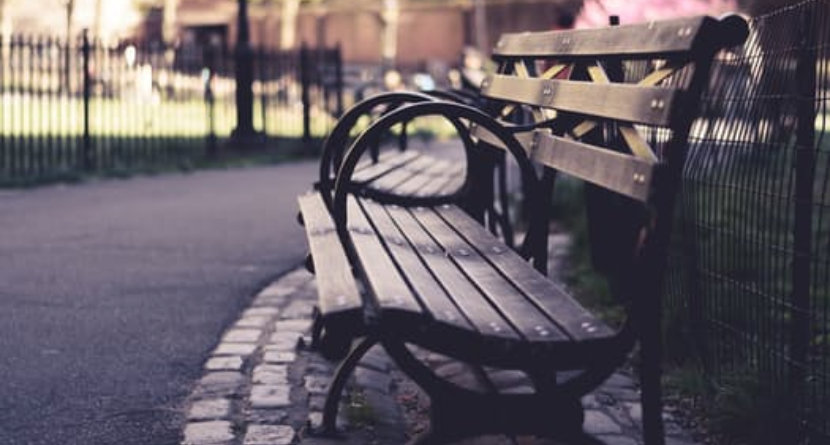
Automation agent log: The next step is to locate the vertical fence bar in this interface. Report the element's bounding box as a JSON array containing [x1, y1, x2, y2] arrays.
[[13, 35, 22, 178], [60, 36, 69, 172], [44, 36, 53, 176], [93, 36, 103, 171], [31, 35, 40, 176], [300, 43, 311, 146], [258, 46, 266, 136], [791, 3, 817, 435], [0, 34, 5, 179], [82, 30, 92, 171], [204, 44, 217, 158], [24, 34, 32, 178], [334, 43, 343, 118]]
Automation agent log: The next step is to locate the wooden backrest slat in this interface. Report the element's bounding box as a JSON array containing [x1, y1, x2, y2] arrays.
[[493, 15, 717, 59], [528, 130, 656, 202], [481, 75, 680, 126], [472, 128, 655, 201], [471, 15, 751, 200]]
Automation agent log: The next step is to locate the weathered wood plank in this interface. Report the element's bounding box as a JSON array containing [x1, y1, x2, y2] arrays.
[[410, 206, 569, 342], [482, 75, 680, 126], [297, 192, 362, 316], [493, 16, 717, 58], [384, 204, 521, 340], [350, 149, 402, 177], [367, 154, 437, 193], [531, 130, 656, 202], [435, 204, 614, 341], [345, 196, 423, 314], [414, 163, 467, 197], [390, 159, 454, 196], [357, 199, 473, 330], [351, 150, 420, 184]]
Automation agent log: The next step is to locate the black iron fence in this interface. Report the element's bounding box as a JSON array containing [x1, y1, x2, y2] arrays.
[[0, 34, 342, 184], [662, 0, 829, 442]]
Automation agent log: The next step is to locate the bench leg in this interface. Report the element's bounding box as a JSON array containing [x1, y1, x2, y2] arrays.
[[316, 335, 378, 437], [383, 339, 591, 444]]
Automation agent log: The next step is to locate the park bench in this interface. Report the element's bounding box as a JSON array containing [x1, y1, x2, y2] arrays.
[[315, 88, 514, 239], [315, 71, 517, 246], [299, 14, 748, 445]]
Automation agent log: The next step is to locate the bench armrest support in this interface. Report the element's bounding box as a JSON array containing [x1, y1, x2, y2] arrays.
[[331, 101, 542, 258], [319, 91, 436, 205]]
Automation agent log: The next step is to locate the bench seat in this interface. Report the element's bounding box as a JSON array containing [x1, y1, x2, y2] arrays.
[[351, 150, 465, 198], [301, 189, 620, 370]]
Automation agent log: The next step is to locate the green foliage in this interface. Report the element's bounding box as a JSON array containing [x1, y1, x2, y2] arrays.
[[663, 363, 806, 445], [344, 390, 376, 427], [551, 176, 624, 326], [709, 371, 800, 445]]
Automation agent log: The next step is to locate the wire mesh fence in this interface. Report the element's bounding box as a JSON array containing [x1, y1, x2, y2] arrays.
[[662, 0, 830, 441], [0, 34, 342, 184]]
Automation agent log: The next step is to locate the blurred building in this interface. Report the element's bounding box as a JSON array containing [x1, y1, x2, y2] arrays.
[[148, 0, 578, 71]]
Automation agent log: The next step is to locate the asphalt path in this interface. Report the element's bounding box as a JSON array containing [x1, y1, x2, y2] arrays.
[[0, 162, 317, 444]]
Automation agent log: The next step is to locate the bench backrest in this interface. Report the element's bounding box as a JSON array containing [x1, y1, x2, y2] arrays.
[[469, 15, 747, 279], [472, 17, 747, 442]]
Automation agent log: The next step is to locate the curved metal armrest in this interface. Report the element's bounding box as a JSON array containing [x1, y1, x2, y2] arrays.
[[425, 88, 480, 106], [319, 91, 436, 202], [331, 101, 542, 249]]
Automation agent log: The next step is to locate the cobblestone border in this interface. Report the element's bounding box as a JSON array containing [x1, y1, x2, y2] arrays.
[[179, 267, 702, 445]]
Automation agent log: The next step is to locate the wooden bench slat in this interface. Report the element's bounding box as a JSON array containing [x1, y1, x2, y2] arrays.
[[408, 206, 571, 342], [493, 15, 716, 58], [356, 199, 474, 331], [381, 203, 522, 340], [351, 150, 420, 184], [390, 159, 455, 196], [414, 164, 466, 197], [345, 196, 423, 314], [526, 130, 656, 202], [353, 149, 396, 173], [367, 155, 437, 192], [482, 75, 679, 126], [468, 125, 524, 155], [436, 205, 615, 341], [297, 193, 363, 316]]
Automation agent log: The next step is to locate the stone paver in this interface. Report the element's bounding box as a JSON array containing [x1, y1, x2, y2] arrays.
[[250, 385, 291, 408], [213, 342, 259, 356], [222, 329, 262, 343], [204, 356, 244, 371], [243, 425, 296, 445], [180, 267, 703, 445], [188, 399, 232, 421], [194, 372, 245, 399], [182, 420, 234, 444], [263, 351, 296, 364]]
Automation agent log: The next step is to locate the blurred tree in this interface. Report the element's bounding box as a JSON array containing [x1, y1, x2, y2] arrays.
[[738, 0, 800, 14]]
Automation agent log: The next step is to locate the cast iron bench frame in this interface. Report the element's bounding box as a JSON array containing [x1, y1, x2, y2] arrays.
[[299, 15, 747, 445], [316, 87, 517, 248]]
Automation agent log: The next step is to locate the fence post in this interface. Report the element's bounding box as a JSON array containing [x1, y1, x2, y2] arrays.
[[259, 46, 267, 137], [232, 0, 256, 140], [790, 3, 816, 424], [82, 29, 93, 171], [203, 45, 217, 158], [335, 43, 343, 118], [0, 34, 4, 177], [300, 43, 311, 146]]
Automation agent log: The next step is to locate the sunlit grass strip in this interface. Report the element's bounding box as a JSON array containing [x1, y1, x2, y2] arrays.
[[0, 93, 343, 138]]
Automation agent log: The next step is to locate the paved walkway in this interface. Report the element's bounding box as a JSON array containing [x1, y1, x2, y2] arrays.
[[0, 163, 317, 445], [179, 267, 702, 445]]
